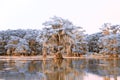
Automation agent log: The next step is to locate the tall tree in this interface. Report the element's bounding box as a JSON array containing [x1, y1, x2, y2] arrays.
[[42, 16, 85, 57]]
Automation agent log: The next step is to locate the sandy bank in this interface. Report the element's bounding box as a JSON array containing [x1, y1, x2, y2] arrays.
[[0, 55, 119, 61]]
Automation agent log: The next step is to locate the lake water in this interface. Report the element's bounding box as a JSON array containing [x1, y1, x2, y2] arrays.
[[0, 59, 120, 80]]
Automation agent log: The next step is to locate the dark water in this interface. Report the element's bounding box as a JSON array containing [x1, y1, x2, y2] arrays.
[[0, 59, 120, 80]]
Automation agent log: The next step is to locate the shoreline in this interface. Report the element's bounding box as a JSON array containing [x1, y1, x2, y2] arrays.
[[0, 55, 119, 61]]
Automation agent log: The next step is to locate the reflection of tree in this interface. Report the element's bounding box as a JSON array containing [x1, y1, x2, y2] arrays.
[[26, 59, 120, 80], [45, 59, 65, 80], [57, 59, 89, 79], [28, 61, 37, 73], [1, 59, 120, 80], [25, 60, 43, 73], [66, 59, 73, 70], [0, 60, 46, 80], [65, 59, 86, 80], [44, 59, 86, 80], [103, 76, 110, 80], [53, 59, 63, 70], [0, 61, 5, 70], [87, 59, 120, 80], [7, 60, 15, 67]]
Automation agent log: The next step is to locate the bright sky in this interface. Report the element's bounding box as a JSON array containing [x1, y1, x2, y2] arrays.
[[0, 0, 120, 34]]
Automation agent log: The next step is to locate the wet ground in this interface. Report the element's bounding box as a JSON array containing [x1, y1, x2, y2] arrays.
[[0, 58, 120, 80]]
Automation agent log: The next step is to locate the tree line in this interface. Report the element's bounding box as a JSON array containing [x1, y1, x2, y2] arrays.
[[0, 16, 120, 57]]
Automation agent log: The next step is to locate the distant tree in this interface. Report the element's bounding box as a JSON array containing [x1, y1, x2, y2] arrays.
[[5, 36, 20, 55], [14, 38, 31, 56], [0, 36, 6, 55], [87, 32, 103, 53], [0, 29, 43, 56], [23, 29, 40, 55], [23, 29, 39, 41], [99, 23, 120, 57], [5, 35, 31, 56], [36, 31, 44, 55], [73, 32, 88, 56]]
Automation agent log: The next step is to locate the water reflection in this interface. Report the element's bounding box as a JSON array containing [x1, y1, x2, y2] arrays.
[[0, 59, 120, 80]]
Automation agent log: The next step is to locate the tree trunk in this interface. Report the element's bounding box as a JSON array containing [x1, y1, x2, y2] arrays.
[[66, 44, 72, 57], [42, 47, 47, 59], [54, 52, 63, 59]]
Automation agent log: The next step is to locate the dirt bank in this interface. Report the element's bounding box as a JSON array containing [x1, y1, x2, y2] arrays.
[[0, 54, 119, 61]]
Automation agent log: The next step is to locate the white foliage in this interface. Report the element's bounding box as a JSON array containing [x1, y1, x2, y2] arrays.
[[41, 16, 87, 54], [5, 36, 20, 49], [24, 29, 39, 40], [19, 38, 28, 45], [99, 23, 120, 54], [5, 44, 17, 49], [43, 16, 64, 26], [9, 36, 20, 42], [14, 39, 30, 53]]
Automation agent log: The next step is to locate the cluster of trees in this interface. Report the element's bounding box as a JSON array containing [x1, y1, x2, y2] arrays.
[[87, 23, 120, 57], [0, 16, 120, 57], [99, 23, 120, 56], [0, 29, 41, 56]]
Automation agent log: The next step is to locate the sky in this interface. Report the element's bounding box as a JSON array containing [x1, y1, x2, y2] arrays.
[[0, 0, 120, 34]]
